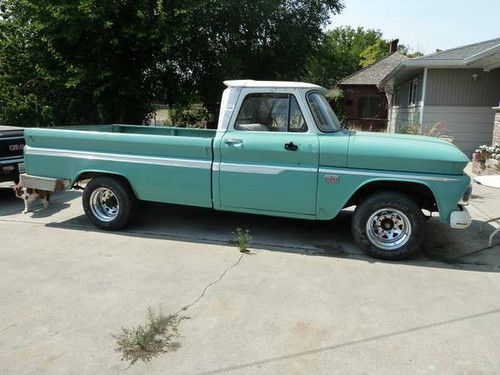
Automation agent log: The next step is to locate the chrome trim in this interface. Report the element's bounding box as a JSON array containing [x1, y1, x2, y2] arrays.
[[319, 167, 460, 183], [220, 162, 316, 175], [25, 147, 212, 169], [0, 158, 24, 165], [0, 136, 24, 141]]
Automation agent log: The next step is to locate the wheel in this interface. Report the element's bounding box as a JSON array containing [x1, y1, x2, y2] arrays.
[[351, 191, 425, 260], [83, 176, 138, 230]]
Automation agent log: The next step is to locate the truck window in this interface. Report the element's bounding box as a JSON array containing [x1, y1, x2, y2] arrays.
[[307, 91, 342, 133], [235, 94, 307, 133]]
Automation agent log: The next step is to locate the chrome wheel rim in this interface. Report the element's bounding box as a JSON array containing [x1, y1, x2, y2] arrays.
[[89, 188, 120, 222], [366, 208, 411, 250]]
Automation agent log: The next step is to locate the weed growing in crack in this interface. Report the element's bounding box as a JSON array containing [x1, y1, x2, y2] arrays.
[[113, 307, 187, 365], [233, 227, 252, 253]]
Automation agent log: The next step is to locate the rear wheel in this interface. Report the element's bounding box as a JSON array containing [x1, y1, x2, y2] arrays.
[[83, 176, 137, 230], [351, 191, 425, 260]]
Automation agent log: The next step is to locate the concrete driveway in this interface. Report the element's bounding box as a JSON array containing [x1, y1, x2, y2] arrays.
[[0, 185, 499, 374]]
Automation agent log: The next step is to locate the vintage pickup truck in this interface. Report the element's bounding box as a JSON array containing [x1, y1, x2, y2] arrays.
[[0, 125, 25, 184], [20, 80, 472, 260]]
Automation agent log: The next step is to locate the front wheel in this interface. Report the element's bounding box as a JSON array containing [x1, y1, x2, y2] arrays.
[[83, 176, 138, 231], [351, 191, 425, 260]]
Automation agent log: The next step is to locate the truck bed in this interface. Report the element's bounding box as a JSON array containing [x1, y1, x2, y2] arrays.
[[24, 124, 216, 208]]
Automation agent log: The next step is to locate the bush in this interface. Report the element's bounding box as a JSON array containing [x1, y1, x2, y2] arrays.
[[113, 307, 184, 365], [166, 103, 210, 128], [398, 121, 451, 139]]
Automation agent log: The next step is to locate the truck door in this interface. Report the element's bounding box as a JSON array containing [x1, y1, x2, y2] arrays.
[[218, 92, 319, 216]]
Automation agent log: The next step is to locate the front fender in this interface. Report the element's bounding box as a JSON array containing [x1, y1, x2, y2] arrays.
[[316, 167, 471, 223]]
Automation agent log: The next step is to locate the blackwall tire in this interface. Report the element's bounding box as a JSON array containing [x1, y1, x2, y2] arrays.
[[351, 191, 425, 260], [83, 176, 137, 231]]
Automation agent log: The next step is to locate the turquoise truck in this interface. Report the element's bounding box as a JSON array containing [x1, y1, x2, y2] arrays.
[[20, 80, 472, 260]]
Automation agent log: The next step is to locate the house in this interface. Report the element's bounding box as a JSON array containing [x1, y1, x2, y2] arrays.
[[379, 37, 500, 156], [339, 40, 409, 131]]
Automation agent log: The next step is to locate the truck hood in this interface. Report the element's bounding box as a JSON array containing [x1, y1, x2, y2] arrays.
[[346, 131, 469, 175]]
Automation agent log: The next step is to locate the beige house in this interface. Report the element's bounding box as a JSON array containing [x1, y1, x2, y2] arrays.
[[379, 37, 500, 156]]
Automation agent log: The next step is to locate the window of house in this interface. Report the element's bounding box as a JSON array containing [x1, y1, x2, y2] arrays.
[[235, 93, 307, 132], [408, 79, 418, 106], [357, 96, 381, 119]]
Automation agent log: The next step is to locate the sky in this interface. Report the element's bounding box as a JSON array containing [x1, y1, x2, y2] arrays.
[[330, 0, 500, 54]]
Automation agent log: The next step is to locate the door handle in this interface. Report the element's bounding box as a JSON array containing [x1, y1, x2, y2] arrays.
[[284, 142, 298, 151], [224, 138, 243, 146]]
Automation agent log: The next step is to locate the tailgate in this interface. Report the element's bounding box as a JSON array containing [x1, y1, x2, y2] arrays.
[[0, 132, 25, 163]]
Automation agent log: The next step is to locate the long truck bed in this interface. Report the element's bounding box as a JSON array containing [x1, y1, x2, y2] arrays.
[[24, 125, 217, 208]]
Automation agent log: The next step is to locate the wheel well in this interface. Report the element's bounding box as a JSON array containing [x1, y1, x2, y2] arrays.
[[345, 181, 437, 212], [74, 172, 137, 197]]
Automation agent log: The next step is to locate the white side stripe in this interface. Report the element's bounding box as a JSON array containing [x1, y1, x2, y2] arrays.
[[319, 168, 460, 182], [220, 162, 316, 175], [25, 147, 212, 170]]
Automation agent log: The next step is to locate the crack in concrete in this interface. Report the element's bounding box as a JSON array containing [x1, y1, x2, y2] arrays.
[[176, 253, 245, 315]]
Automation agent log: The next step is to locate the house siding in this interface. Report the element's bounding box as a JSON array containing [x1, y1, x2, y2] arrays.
[[388, 72, 424, 132], [425, 69, 500, 107], [493, 107, 500, 146], [423, 106, 494, 156]]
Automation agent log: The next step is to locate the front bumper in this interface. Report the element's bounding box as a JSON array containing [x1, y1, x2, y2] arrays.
[[450, 207, 471, 229]]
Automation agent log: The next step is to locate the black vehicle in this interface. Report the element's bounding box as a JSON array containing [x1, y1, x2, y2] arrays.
[[0, 126, 25, 184]]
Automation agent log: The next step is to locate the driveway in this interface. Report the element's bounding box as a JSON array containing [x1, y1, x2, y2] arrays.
[[0, 186, 499, 374]]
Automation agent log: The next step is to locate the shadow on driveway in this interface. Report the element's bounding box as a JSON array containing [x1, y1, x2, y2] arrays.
[[42, 199, 500, 272], [2, 187, 498, 270]]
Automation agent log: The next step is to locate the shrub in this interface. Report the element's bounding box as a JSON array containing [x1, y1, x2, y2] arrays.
[[398, 121, 451, 139], [166, 103, 210, 128], [233, 228, 252, 253], [113, 307, 184, 365]]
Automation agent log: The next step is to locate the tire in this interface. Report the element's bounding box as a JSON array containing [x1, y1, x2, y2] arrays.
[[351, 191, 425, 260], [83, 176, 138, 231]]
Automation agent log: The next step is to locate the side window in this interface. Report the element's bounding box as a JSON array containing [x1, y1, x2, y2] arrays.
[[289, 96, 307, 132], [357, 96, 381, 119], [408, 79, 418, 106], [235, 93, 307, 132]]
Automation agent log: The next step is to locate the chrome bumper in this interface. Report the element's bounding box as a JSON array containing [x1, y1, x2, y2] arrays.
[[450, 207, 471, 229]]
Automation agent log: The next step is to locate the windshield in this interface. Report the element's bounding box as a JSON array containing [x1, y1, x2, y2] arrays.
[[306, 91, 342, 132]]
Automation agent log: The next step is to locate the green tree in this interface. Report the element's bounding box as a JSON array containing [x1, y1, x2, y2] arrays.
[[303, 26, 384, 88], [359, 39, 389, 68], [168, 0, 344, 113], [0, 0, 178, 126], [0, 0, 344, 126], [304, 26, 424, 88]]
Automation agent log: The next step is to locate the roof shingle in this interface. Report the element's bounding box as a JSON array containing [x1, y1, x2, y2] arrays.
[[340, 52, 409, 85]]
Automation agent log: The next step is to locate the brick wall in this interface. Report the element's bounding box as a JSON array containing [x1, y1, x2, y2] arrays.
[[494, 107, 500, 146]]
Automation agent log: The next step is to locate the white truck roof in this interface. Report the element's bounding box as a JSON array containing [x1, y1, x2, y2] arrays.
[[224, 80, 323, 90]]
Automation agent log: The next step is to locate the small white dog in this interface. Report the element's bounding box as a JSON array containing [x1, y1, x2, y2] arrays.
[[14, 185, 51, 213]]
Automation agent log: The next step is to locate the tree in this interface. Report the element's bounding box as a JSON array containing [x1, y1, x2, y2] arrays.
[[303, 26, 384, 88], [304, 26, 424, 88], [359, 39, 389, 68], [168, 0, 344, 113], [0, 0, 344, 126], [0, 0, 178, 126]]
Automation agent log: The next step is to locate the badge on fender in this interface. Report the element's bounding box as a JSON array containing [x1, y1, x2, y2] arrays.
[[324, 175, 340, 184]]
